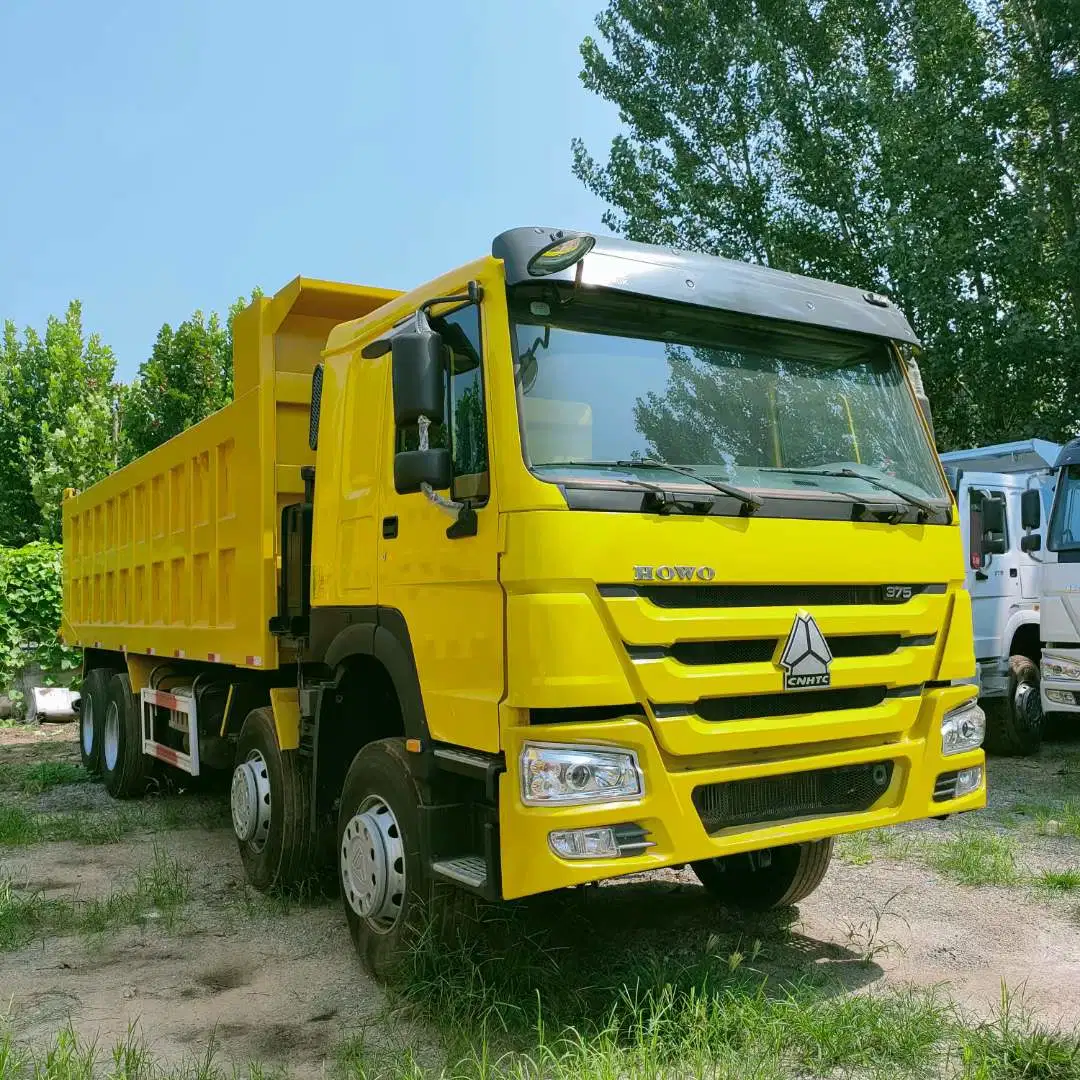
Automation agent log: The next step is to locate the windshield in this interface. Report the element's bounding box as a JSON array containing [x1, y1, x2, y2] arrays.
[[1049, 465, 1080, 551], [508, 286, 948, 510]]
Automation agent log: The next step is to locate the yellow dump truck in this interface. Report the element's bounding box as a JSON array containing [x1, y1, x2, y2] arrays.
[[63, 227, 986, 974]]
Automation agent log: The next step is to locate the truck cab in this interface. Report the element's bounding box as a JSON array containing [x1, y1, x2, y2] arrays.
[[1028, 438, 1080, 718], [940, 441, 1060, 754]]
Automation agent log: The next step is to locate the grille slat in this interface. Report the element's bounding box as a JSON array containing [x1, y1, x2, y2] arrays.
[[696, 685, 889, 722], [693, 761, 895, 832], [601, 583, 945, 608], [626, 633, 936, 667]]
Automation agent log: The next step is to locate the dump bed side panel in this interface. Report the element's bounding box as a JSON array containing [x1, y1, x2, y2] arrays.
[[62, 277, 400, 670]]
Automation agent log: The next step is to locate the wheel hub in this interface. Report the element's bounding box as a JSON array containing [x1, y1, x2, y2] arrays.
[[1015, 680, 1042, 730], [231, 752, 271, 850], [81, 694, 94, 757], [103, 701, 120, 771], [341, 797, 405, 930]]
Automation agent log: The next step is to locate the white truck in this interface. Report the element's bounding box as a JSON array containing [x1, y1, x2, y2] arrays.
[[1019, 438, 1080, 722], [940, 440, 1060, 755]]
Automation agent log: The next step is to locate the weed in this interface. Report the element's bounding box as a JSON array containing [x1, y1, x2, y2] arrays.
[[837, 831, 874, 865], [0, 761, 89, 794], [1032, 803, 1080, 840], [1034, 869, 1080, 893], [843, 890, 908, 966], [925, 831, 1020, 886], [0, 848, 189, 950]]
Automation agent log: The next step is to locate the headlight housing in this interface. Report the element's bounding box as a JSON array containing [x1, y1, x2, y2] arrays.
[[520, 743, 643, 806], [1042, 656, 1080, 681], [941, 698, 985, 756]]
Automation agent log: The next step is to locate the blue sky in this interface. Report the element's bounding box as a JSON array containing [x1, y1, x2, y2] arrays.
[[0, 0, 619, 380]]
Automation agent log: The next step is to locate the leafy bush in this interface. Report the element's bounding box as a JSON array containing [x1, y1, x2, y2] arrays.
[[0, 543, 79, 692]]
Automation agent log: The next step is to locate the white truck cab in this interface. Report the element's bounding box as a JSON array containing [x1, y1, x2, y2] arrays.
[[940, 440, 1060, 754], [1026, 438, 1080, 720]]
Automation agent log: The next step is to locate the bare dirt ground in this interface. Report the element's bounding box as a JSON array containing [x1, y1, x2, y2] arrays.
[[2, 719, 1079, 1076]]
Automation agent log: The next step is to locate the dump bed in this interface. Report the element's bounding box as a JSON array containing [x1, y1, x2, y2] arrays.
[[62, 277, 398, 670]]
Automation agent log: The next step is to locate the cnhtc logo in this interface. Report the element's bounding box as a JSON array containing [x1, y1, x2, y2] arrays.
[[779, 611, 833, 690]]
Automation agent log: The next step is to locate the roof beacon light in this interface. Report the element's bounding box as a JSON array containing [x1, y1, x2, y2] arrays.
[[527, 232, 596, 277]]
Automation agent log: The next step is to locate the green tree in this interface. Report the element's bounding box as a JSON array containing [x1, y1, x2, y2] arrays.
[[573, 0, 1080, 450], [0, 303, 122, 542], [120, 294, 257, 464]]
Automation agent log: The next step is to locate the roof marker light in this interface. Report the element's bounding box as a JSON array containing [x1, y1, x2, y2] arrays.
[[527, 233, 596, 277]]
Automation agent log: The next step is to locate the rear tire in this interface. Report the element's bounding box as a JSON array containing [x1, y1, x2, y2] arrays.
[[233, 707, 316, 891], [338, 738, 432, 980], [79, 667, 114, 774], [100, 673, 149, 799], [691, 838, 834, 910], [983, 655, 1042, 756]]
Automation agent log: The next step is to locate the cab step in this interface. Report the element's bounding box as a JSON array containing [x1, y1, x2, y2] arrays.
[[431, 855, 487, 890]]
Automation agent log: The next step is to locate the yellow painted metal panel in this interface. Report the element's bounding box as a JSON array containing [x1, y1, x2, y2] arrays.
[[269, 687, 301, 751], [62, 276, 398, 670]]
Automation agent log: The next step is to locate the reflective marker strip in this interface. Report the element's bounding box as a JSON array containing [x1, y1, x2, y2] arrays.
[[246, 655, 263, 667], [207, 652, 221, 663], [174, 649, 186, 659], [144, 690, 181, 710], [147, 742, 181, 767]]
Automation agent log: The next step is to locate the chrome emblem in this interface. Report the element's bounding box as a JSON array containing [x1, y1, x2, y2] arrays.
[[779, 611, 833, 690], [633, 565, 715, 582]]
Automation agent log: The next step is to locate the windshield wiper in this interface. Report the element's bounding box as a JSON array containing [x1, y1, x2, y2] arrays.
[[610, 459, 763, 512], [761, 466, 935, 517]]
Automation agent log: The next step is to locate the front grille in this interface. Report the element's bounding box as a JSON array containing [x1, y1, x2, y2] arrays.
[[627, 633, 935, 667], [693, 760, 895, 832], [600, 583, 945, 609], [690, 685, 891, 722], [933, 771, 959, 802]]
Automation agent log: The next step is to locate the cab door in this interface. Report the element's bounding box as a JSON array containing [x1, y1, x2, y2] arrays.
[[376, 280, 504, 753], [965, 480, 1018, 660]]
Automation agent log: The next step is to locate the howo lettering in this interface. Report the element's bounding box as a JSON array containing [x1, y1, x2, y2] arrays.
[[61, 227, 985, 976]]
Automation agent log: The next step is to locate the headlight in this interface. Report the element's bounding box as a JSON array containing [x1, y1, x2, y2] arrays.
[[941, 698, 985, 756], [1042, 656, 1080, 681], [520, 743, 643, 806]]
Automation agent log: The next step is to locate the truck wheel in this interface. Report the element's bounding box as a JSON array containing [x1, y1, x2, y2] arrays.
[[691, 838, 834, 910], [79, 667, 114, 774], [101, 673, 149, 799], [338, 738, 431, 979], [233, 707, 315, 891], [983, 655, 1042, 756]]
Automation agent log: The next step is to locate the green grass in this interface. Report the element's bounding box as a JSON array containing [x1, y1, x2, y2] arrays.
[[1034, 869, 1080, 893], [923, 831, 1021, 887], [0, 848, 189, 950], [0, 761, 90, 794], [1033, 803, 1080, 841], [836, 830, 873, 865], [0, 795, 230, 847]]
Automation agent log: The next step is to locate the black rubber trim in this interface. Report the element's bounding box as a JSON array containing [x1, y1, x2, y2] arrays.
[[653, 683, 922, 722], [600, 583, 946, 608], [559, 483, 949, 524], [626, 633, 937, 666], [529, 704, 646, 725]]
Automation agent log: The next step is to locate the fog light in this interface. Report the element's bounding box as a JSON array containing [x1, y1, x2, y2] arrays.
[[549, 827, 620, 859], [1046, 689, 1078, 706], [955, 765, 983, 797], [941, 698, 985, 755]]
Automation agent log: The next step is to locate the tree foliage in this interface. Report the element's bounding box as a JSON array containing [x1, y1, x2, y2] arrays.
[[573, 0, 1079, 450], [0, 303, 122, 543]]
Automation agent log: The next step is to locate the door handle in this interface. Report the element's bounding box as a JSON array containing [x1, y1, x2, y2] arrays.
[[382, 516, 398, 539], [1009, 568, 1017, 578]]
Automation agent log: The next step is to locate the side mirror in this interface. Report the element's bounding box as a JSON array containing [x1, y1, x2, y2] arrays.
[[1021, 533, 1042, 553], [392, 330, 446, 427], [395, 448, 451, 495], [1021, 489, 1041, 531], [983, 535, 1008, 555]]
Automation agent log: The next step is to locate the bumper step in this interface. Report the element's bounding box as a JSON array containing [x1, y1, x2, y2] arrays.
[[431, 855, 488, 890]]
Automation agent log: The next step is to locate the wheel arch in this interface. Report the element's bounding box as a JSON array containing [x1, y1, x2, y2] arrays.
[[1006, 615, 1041, 664]]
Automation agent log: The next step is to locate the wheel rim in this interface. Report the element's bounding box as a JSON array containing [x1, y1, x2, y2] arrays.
[[341, 796, 405, 932], [81, 693, 95, 757], [103, 701, 120, 771], [1015, 679, 1042, 732], [231, 751, 271, 851]]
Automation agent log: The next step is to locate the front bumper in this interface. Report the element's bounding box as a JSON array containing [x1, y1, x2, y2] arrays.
[[498, 684, 985, 900]]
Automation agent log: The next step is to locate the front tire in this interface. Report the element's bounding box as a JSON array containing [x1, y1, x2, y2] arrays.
[[338, 738, 430, 979], [233, 706, 315, 891], [79, 667, 115, 774], [101, 673, 149, 799], [983, 655, 1042, 756], [691, 838, 834, 910]]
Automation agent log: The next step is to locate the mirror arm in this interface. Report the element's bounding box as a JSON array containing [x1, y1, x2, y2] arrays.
[[419, 483, 478, 540]]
